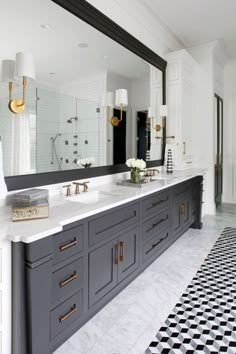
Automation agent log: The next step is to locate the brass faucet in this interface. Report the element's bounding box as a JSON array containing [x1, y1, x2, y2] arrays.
[[63, 184, 71, 196], [73, 181, 90, 194]]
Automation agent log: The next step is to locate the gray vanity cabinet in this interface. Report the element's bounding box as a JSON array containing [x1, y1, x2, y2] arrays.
[[13, 176, 203, 354], [172, 193, 192, 240], [89, 227, 140, 307]]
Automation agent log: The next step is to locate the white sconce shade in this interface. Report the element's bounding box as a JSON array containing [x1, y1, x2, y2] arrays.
[[148, 106, 155, 118], [115, 89, 128, 107], [1, 60, 15, 82], [15, 52, 35, 80], [102, 92, 114, 107], [160, 105, 168, 117]]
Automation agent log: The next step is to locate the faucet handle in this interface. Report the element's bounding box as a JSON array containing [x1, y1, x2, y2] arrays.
[[63, 184, 71, 197], [82, 181, 89, 192], [73, 181, 80, 195]]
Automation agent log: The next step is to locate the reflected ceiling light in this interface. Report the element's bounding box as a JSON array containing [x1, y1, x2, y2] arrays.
[[40, 24, 51, 30], [78, 43, 88, 48], [1, 52, 36, 114]]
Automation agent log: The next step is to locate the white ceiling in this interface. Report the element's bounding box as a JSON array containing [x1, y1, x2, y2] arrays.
[[0, 0, 150, 87], [143, 0, 236, 58]]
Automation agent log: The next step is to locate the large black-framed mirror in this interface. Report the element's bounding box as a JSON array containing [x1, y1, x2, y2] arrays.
[[3, 0, 167, 191]]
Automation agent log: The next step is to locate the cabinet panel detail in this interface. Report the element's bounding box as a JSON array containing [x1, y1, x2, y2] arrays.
[[142, 209, 170, 243], [51, 257, 83, 305], [50, 290, 83, 340], [142, 190, 170, 219], [88, 240, 117, 307], [89, 203, 139, 247], [53, 225, 84, 265], [118, 228, 140, 283]]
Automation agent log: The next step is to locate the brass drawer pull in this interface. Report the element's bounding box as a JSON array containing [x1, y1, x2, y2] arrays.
[[147, 215, 168, 233], [59, 305, 77, 323], [59, 272, 77, 287], [115, 243, 119, 265], [146, 234, 169, 255], [59, 239, 78, 251], [119, 241, 124, 262], [180, 204, 185, 216], [151, 199, 167, 208]]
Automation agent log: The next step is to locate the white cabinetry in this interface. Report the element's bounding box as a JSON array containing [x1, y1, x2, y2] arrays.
[[166, 49, 198, 169], [0, 240, 11, 354]]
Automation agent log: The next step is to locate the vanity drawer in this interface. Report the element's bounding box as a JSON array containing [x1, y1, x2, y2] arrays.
[[142, 227, 171, 264], [88, 202, 139, 247], [142, 209, 170, 243], [173, 180, 191, 200], [50, 290, 83, 340], [142, 190, 170, 219], [53, 225, 84, 265], [51, 257, 84, 305]]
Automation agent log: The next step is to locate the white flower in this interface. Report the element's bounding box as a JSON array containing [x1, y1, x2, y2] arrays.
[[126, 158, 135, 168], [126, 158, 146, 170]]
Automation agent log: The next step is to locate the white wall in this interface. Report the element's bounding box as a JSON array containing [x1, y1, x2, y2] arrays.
[[223, 61, 236, 203], [188, 41, 226, 215]]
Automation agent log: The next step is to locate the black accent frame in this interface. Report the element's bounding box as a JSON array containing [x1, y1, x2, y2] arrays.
[[5, 0, 167, 191]]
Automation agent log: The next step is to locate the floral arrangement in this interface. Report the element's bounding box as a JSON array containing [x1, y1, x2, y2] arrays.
[[126, 158, 146, 183], [77, 157, 95, 168], [126, 158, 146, 170]]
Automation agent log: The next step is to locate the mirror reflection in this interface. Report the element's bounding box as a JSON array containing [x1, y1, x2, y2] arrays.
[[0, 0, 164, 177]]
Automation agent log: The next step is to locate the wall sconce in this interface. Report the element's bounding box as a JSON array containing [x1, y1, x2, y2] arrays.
[[102, 89, 128, 127], [102, 91, 114, 124], [148, 107, 161, 132], [154, 105, 175, 140], [1, 52, 35, 114]]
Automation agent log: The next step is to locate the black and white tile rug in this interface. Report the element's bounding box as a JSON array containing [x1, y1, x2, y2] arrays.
[[146, 227, 236, 354]]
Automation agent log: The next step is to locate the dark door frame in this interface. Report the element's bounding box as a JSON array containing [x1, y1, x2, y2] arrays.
[[215, 93, 223, 207]]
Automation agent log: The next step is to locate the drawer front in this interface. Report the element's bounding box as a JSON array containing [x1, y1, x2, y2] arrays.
[[142, 190, 170, 219], [173, 181, 191, 200], [88, 203, 139, 247], [142, 209, 170, 243], [51, 258, 84, 305], [50, 290, 83, 339], [53, 225, 84, 265], [142, 228, 171, 264]]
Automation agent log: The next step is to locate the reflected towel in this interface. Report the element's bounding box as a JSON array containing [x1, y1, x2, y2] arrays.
[[11, 114, 31, 175], [0, 140, 8, 198]]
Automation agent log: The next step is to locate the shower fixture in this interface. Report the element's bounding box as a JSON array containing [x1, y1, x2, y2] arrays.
[[51, 133, 62, 142], [50, 133, 62, 170], [67, 117, 78, 123]]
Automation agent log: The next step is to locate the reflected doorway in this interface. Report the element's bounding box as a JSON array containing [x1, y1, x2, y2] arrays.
[[113, 108, 126, 164], [137, 110, 150, 161]]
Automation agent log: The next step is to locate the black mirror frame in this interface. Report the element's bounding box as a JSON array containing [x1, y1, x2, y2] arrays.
[[5, 0, 167, 191]]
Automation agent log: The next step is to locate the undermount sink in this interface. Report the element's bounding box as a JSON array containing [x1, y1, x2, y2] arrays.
[[68, 190, 115, 204]]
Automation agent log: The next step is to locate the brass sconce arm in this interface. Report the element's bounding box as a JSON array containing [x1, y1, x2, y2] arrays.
[[8, 77, 27, 114]]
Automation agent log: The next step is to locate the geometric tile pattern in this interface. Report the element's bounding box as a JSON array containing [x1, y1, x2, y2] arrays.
[[146, 227, 236, 354]]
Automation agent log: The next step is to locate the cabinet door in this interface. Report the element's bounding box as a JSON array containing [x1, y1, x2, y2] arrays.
[[181, 195, 192, 228], [118, 228, 139, 283], [172, 202, 182, 238], [88, 240, 118, 308]]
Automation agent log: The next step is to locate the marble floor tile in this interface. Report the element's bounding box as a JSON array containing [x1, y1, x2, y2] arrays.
[[54, 208, 236, 354]]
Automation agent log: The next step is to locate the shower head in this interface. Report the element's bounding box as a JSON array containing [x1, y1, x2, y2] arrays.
[[51, 133, 62, 142], [67, 117, 78, 123]]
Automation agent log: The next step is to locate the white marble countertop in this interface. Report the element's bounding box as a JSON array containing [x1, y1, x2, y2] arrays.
[[0, 168, 206, 243]]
